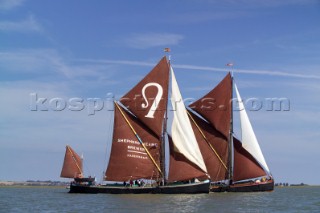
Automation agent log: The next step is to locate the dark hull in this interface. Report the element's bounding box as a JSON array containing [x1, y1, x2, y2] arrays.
[[74, 177, 95, 183], [158, 181, 210, 194], [69, 181, 210, 194], [210, 180, 274, 192]]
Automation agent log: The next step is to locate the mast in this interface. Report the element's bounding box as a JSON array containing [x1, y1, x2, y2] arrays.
[[160, 112, 167, 185], [161, 48, 171, 185], [228, 64, 234, 183]]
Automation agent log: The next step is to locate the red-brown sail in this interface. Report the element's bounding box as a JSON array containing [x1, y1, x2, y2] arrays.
[[233, 137, 267, 182], [120, 57, 169, 137], [60, 145, 83, 178], [188, 110, 229, 181], [189, 73, 232, 139], [105, 103, 161, 181], [168, 136, 208, 182]]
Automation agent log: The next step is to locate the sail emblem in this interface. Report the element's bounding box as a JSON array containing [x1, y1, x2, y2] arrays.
[[141, 83, 163, 118]]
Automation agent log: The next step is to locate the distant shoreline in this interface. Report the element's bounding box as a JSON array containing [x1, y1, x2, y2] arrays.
[[0, 180, 69, 187], [1, 180, 319, 188], [275, 182, 313, 187]]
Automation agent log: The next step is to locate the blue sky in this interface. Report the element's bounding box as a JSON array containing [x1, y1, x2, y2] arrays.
[[1, 0, 320, 184]]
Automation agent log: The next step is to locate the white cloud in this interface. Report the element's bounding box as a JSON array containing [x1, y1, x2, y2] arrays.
[[0, 0, 24, 10], [125, 33, 184, 49], [77, 58, 155, 67], [0, 49, 120, 82], [173, 64, 320, 80], [78, 58, 320, 80], [0, 15, 42, 32], [0, 49, 56, 73]]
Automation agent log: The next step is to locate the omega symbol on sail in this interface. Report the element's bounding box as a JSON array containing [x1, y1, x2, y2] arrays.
[[141, 83, 163, 118]]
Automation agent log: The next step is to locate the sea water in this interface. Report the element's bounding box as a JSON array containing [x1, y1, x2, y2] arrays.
[[0, 186, 319, 212]]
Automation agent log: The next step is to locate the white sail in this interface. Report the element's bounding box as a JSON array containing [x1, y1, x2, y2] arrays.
[[170, 67, 207, 173], [234, 83, 270, 173]]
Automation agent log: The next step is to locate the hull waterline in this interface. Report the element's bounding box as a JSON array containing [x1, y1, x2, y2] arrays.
[[69, 181, 210, 194], [210, 179, 274, 192]]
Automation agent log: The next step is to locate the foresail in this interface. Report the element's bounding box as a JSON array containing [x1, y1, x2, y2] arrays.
[[189, 73, 232, 139], [105, 103, 161, 181], [188, 110, 229, 181], [234, 83, 270, 173], [60, 145, 83, 178], [170, 67, 207, 175], [120, 57, 169, 137]]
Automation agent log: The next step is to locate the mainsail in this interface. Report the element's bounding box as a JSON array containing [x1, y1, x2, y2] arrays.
[[187, 110, 229, 181], [120, 56, 169, 137], [188, 73, 232, 181], [189, 73, 232, 139], [105, 103, 161, 181], [105, 56, 170, 182], [60, 145, 83, 178]]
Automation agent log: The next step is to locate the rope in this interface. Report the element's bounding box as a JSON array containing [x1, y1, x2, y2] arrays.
[[114, 102, 163, 176], [187, 110, 228, 171]]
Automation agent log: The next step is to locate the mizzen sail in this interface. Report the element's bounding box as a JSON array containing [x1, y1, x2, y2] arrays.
[[60, 145, 83, 178]]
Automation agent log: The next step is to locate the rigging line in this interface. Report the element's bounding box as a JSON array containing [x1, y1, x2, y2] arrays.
[[186, 110, 228, 172], [66, 146, 83, 175], [114, 101, 163, 176]]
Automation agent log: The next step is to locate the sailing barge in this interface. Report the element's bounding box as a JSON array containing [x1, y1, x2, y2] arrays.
[[189, 73, 274, 192], [60, 145, 95, 184], [61, 55, 274, 193], [61, 56, 210, 194]]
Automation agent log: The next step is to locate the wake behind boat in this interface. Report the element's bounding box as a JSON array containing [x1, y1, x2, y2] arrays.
[[63, 56, 210, 194]]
